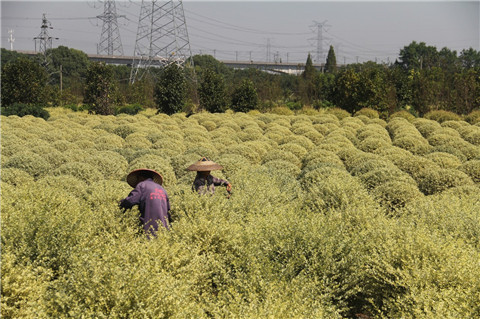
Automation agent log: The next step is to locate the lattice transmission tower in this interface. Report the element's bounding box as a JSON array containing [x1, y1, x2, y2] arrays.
[[34, 14, 58, 65], [130, 0, 194, 84], [96, 0, 125, 56], [309, 20, 331, 63]]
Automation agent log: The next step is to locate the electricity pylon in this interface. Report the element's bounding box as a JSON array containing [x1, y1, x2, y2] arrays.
[[34, 13, 58, 65], [130, 0, 194, 84], [96, 0, 125, 56], [309, 20, 331, 63]]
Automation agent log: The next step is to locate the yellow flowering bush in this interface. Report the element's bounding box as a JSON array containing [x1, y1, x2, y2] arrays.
[[2, 109, 480, 318]]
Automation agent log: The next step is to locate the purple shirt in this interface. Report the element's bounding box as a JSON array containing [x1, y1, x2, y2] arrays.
[[120, 178, 171, 234], [192, 174, 229, 195]]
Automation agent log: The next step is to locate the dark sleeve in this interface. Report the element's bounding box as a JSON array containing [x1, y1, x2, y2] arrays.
[[211, 176, 229, 187], [120, 184, 144, 208]]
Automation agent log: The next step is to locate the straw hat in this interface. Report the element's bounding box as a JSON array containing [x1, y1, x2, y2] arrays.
[[126, 168, 163, 188], [187, 157, 223, 171]]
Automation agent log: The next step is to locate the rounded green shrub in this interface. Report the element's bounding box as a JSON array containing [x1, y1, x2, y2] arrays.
[[393, 135, 432, 155], [424, 110, 462, 123], [53, 162, 104, 184], [412, 118, 442, 138], [359, 167, 416, 190], [425, 152, 462, 169], [94, 134, 125, 151], [416, 168, 474, 195], [459, 126, 480, 146], [441, 120, 470, 130], [354, 108, 379, 119], [269, 106, 294, 116], [301, 166, 377, 212], [85, 151, 129, 180], [278, 143, 308, 160], [356, 124, 391, 143], [184, 143, 219, 161], [389, 110, 416, 122], [459, 160, 480, 183], [215, 153, 252, 178], [31, 145, 68, 168], [222, 144, 261, 165], [5, 151, 52, 179], [262, 149, 302, 168], [263, 159, 301, 177], [36, 175, 89, 198], [358, 137, 392, 153], [325, 107, 351, 120], [0, 167, 35, 186], [372, 181, 424, 213], [349, 158, 397, 177], [464, 110, 480, 124]]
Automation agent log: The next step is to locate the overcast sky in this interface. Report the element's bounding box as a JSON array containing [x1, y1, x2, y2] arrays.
[[1, 0, 479, 64]]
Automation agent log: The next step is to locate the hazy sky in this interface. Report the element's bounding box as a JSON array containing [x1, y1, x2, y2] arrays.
[[1, 0, 479, 64]]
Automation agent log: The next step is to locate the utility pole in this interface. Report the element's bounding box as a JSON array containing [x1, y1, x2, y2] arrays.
[[309, 20, 330, 63], [34, 14, 58, 66], [96, 0, 125, 56], [266, 38, 271, 62], [8, 29, 15, 51], [130, 0, 194, 84]]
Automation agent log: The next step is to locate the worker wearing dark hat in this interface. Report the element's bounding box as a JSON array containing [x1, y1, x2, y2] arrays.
[[119, 168, 171, 236], [187, 157, 232, 196]]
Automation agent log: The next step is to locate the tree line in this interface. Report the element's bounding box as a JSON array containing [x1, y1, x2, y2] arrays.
[[1, 41, 480, 118]]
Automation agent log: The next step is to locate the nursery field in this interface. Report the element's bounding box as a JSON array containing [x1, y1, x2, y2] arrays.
[[1, 107, 480, 318]]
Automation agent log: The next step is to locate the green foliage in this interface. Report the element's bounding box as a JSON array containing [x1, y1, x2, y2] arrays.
[[354, 107, 380, 119], [154, 64, 187, 115], [115, 103, 144, 115], [83, 62, 117, 115], [230, 79, 259, 113], [1, 103, 50, 120], [198, 69, 228, 113], [424, 110, 462, 122], [325, 45, 337, 73], [2, 111, 480, 318], [465, 110, 480, 124], [1, 57, 48, 107]]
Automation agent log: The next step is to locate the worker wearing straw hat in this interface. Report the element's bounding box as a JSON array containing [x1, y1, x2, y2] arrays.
[[119, 168, 171, 236], [187, 157, 232, 196]]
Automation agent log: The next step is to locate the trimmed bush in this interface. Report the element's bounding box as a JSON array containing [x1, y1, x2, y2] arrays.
[[425, 152, 462, 169], [372, 181, 424, 213], [0, 167, 35, 186], [459, 160, 480, 183], [269, 106, 294, 116], [416, 168, 474, 195], [4, 151, 52, 179], [359, 167, 416, 190], [262, 149, 302, 168], [325, 107, 351, 120], [424, 110, 462, 123], [354, 108, 380, 119], [465, 110, 480, 124], [1, 103, 50, 120], [53, 162, 104, 184], [389, 110, 416, 121]]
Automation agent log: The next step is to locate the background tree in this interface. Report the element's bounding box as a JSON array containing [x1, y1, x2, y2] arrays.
[[302, 53, 316, 80], [154, 64, 187, 115], [1, 57, 48, 107], [398, 41, 439, 70], [198, 69, 228, 113], [459, 48, 480, 69], [325, 45, 337, 73], [231, 79, 258, 112], [83, 62, 117, 115]]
